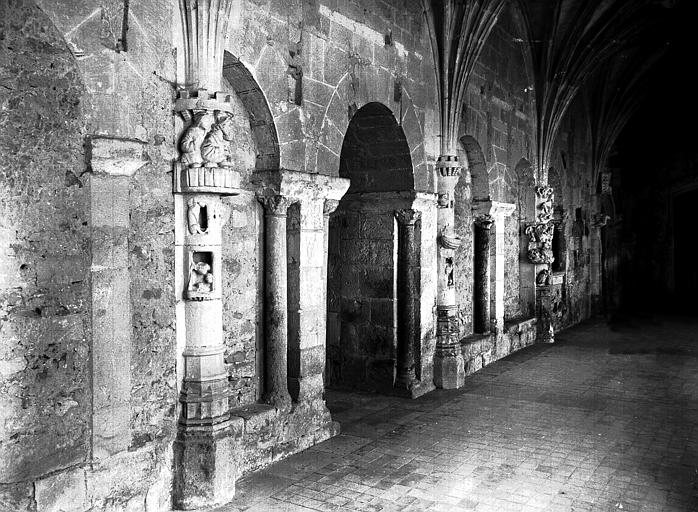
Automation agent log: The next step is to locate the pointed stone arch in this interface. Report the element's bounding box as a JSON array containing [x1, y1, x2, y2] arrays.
[[222, 51, 280, 171], [460, 135, 490, 201]]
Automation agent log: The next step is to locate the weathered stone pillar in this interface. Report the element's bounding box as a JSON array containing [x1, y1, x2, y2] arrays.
[[394, 209, 421, 391], [173, 2, 239, 508], [88, 137, 149, 459], [259, 195, 293, 411], [473, 201, 516, 336], [254, 170, 349, 410], [524, 186, 556, 344], [473, 214, 493, 334], [434, 155, 465, 389], [590, 211, 608, 315]]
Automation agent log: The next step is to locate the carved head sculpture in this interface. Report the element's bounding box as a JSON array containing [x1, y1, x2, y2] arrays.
[[217, 114, 235, 140], [194, 110, 215, 131]]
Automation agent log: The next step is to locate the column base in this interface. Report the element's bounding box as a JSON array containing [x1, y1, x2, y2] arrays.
[[173, 423, 236, 510], [391, 378, 436, 399], [434, 350, 465, 389]]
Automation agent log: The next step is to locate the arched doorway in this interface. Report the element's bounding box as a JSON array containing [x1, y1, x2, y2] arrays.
[[326, 102, 416, 393]]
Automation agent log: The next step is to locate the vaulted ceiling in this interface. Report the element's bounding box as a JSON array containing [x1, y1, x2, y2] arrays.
[[422, 0, 681, 177]]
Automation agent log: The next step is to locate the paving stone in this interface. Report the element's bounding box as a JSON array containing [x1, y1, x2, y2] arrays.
[[208, 318, 698, 512]]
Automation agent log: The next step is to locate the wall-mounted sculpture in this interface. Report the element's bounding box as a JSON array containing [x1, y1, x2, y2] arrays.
[[525, 222, 555, 264], [173, 93, 240, 194], [535, 185, 554, 223]]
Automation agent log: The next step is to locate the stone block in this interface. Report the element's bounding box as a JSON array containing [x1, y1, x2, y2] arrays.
[[0, 482, 35, 512], [173, 433, 236, 510], [89, 175, 130, 228], [90, 137, 149, 177], [36, 467, 87, 512], [434, 352, 465, 389]]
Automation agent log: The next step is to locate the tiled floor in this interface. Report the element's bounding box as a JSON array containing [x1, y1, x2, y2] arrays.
[[212, 317, 698, 512]]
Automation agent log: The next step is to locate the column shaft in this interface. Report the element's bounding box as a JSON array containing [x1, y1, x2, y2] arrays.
[[395, 209, 420, 388], [433, 156, 465, 389], [261, 195, 292, 410], [474, 217, 493, 334]]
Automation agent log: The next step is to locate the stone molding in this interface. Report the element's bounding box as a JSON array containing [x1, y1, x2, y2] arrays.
[[394, 208, 422, 225], [253, 170, 350, 204], [89, 137, 149, 177]]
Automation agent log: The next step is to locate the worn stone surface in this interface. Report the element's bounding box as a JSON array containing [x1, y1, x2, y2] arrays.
[[0, 0, 90, 483], [211, 318, 698, 512]]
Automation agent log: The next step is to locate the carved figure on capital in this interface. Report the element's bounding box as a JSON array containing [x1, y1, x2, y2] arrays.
[[179, 111, 235, 168], [474, 213, 494, 230], [180, 111, 215, 168], [394, 208, 422, 226], [535, 185, 555, 224], [259, 195, 293, 217], [525, 222, 555, 264]]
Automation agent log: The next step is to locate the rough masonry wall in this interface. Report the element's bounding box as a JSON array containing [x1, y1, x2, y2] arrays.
[[454, 4, 535, 338], [0, 2, 90, 491], [219, 81, 264, 409], [226, 0, 438, 185], [549, 100, 596, 331], [1, 0, 179, 510]]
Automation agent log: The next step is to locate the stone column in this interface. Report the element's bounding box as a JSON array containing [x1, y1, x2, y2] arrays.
[[259, 195, 293, 412], [172, 1, 245, 509], [473, 201, 516, 336], [473, 214, 493, 334], [434, 155, 465, 389], [253, 171, 348, 413], [88, 137, 149, 460], [590, 212, 609, 314], [394, 209, 421, 391]]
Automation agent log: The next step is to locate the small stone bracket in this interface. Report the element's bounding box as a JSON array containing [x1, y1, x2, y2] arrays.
[[88, 136, 149, 177]]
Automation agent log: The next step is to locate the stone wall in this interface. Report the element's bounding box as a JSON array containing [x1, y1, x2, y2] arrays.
[[0, 0, 178, 510], [0, 0, 90, 487], [453, 3, 535, 339]]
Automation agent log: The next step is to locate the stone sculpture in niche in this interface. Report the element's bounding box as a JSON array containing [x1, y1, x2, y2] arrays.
[[536, 269, 550, 286], [445, 257, 454, 287], [287, 41, 303, 105], [186, 252, 214, 300], [187, 199, 205, 235]]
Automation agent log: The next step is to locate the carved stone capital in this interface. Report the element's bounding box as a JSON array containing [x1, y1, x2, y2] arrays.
[[474, 214, 494, 229], [436, 155, 463, 177], [323, 199, 340, 217], [259, 195, 292, 216], [394, 208, 421, 226]]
